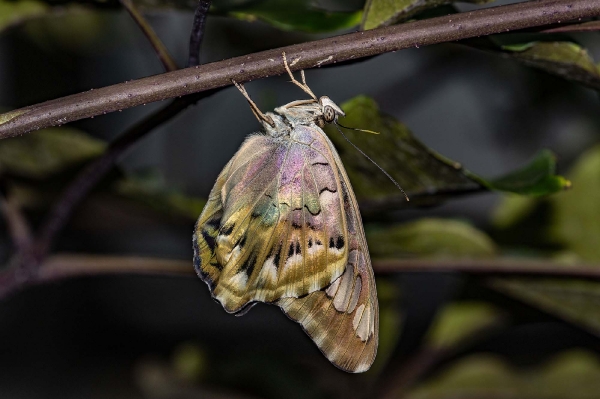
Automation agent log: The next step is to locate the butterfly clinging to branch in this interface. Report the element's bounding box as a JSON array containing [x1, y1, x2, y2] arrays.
[[193, 53, 387, 373]]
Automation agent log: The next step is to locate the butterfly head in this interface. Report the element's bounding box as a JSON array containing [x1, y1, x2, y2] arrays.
[[319, 96, 345, 124]]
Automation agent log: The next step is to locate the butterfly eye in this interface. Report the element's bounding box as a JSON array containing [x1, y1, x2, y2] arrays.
[[323, 105, 336, 123]]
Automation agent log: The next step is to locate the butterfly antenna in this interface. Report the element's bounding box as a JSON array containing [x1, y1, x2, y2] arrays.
[[335, 124, 409, 202], [282, 52, 317, 100], [232, 80, 275, 127], [337, 122, 380, 135]]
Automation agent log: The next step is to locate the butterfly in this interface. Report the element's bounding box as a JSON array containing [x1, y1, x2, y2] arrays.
[[193, 53, 378, 373]]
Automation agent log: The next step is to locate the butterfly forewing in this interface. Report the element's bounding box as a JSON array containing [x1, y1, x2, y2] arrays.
[[194, 130, 349, 314], [277, 165, 378, 373]]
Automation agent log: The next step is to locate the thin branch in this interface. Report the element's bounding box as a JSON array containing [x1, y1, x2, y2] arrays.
[[378, 321, 505, 399], [379, 348, 445, 399], [542, 20, 600, 32], [121, 0, 178, 72], [373, 258, 600, 279], [0, 186, 33, 254], [30, 255, 600, 283], [1, 0, 598, 139], [188, 0, 211, 67], [3, 253, 600, 299], [39, 254, 193, 281]]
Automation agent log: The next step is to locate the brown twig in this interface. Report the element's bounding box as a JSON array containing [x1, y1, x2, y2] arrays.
[[378, 316, 506, 399], [39, 254, 193, 281], [0, 189, 33, 254], [24, 255, 600, 285], [542, 20, 600, 32], [0, 0, 598, 139], [121, 0, 179, 72], [0, 179, 33, 252], [379, 348, 444, 399], [3, 253, 600, 299], [373, 258, 600, 278], [188, 0, 211, 67]]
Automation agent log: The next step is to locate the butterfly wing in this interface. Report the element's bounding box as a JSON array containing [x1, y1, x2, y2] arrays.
[[193, 131, 350, 314], [277, 138, 378, 373]]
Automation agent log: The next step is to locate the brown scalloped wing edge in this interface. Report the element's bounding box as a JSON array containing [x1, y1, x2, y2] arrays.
[[277, 250, 378, 373]]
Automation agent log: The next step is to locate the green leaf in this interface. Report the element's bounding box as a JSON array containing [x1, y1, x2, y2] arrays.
[[492, 145, 600, 259], [0, 109, 28, 125], [132, 0, 360, 33], [484, 149, 571, 196], [23, 7, 111, 54], [171, 342, 208, 383], [489, 146, 600, 336], [361, 0, 493, 30], [0, 127, 106, 179], [324, 96, 568, 212], [502, 41, 600, 91], [325, 96, 480, 210], [225, 1, 362, 33], [550, 145, 600, 261], [491, 278, 600, 337], [424, 302, 505, 351], [407, 350, 600, 399], [368, 218, 497, 259], [114, 171, 206, 220], [0, 0, 48, 33], [491, 194, 539, 230]]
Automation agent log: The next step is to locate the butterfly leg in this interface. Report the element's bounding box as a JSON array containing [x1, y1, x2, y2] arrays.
[[232, 80, 274, 127], [282, 52, 317, 100]]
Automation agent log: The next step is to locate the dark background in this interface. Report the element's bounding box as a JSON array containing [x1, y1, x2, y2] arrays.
[[1, 2, 599, 398]]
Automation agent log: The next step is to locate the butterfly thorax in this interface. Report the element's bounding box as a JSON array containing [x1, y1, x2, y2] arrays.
[[261, 96, 345, 137]]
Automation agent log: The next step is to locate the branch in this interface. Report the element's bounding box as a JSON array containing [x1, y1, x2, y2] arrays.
[[29, 255, 600, 283], [39, 254, 192, 281], [1, 0, 597, 138], [3, 253, 600, 299], [0, 186, 32, 254], [373, 258, 600, 279], [542, 20, 600, 32], [121, 0, 179, 72], [188, 0, 211, 67]]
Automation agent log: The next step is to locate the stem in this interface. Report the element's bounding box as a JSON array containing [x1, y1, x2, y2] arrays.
[[373, 258, 600, 278], [28, 255, 600, 283], [188, 0, 211, 67], [4, 253, 600, 299], [39, 254, 193, 281], [0, 186, 32, 254], [379, 348, 444, 399], [542, 20, 600, 32], [1, 0, 597, 139], [121, 0, 179, 72]]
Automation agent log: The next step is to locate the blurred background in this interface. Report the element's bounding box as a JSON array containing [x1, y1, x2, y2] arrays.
[[1, 0, 600, 398]]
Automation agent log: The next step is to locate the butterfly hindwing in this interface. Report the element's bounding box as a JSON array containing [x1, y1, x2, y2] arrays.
[[194, 130, 349, 314], [277, 166, 378, 373]]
